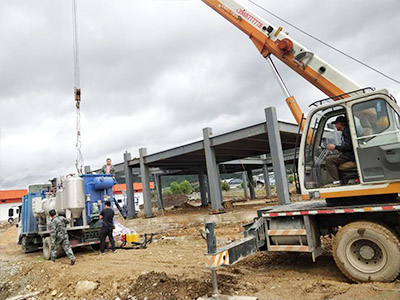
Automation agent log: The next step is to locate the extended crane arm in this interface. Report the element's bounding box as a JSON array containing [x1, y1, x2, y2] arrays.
[[202, 0, 362, 124]]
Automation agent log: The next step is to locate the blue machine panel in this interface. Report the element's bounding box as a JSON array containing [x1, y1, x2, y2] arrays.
[[21, 192, 41, 234], [82, 174, 114, 223]]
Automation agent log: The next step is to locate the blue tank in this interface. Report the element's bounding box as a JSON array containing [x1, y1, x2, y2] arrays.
[[93, 176, 115, 190]]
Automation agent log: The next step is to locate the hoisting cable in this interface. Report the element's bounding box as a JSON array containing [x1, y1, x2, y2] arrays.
[[248, 0, 400, 85], [72, 0, 84, 175]]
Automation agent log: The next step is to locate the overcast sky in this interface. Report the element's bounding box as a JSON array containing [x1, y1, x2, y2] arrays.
[[1, 0, 399, 189]]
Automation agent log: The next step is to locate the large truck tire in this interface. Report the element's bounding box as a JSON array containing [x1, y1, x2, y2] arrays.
[[43, 237, 52, 260], [333, 221, 400, 282], [21, 236, 38, 253], [43, 237, 65, 260]]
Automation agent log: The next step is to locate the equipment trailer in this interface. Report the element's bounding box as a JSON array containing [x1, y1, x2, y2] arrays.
[[18, 174, 123, 259]]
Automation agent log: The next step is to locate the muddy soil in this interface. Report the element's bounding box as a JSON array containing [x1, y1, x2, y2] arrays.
[[1, 199, 400, 300]]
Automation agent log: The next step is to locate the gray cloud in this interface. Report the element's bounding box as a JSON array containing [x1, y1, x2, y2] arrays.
[[1, 0, 399, 189]]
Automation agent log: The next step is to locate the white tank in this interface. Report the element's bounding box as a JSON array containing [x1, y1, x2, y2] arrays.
[[42, 196, 56, 217], [55, 189, 65, 215], [32, 197, 45, 218], [63, 175, 85, 218]]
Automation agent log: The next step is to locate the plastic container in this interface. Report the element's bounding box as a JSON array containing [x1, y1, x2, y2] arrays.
[[126, 233, 139, 243]]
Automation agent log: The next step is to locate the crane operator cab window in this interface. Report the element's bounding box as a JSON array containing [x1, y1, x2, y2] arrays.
[[352, 98, 400, 183], [304, 105, 358, 189]]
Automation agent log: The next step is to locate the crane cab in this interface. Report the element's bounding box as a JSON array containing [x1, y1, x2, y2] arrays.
[[298, 89, 400, 203]]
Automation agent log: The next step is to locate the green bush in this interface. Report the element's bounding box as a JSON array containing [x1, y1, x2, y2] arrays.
[[163, 189, 173, 196], [179, 180, 193, 194], [193, 184, 200, 193], [170, 182, 181, 195], [221, 180, 230, 192], [169, 180, 193, 195]]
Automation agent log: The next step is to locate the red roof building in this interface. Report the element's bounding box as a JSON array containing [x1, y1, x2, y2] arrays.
[[0, 189, 27, 204]]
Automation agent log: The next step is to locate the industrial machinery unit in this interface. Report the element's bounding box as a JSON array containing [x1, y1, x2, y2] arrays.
[[201, 0, 400, 284], [18, 174, 116, 259]]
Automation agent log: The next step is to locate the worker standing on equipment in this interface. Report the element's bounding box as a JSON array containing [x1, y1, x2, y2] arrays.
[[99, 201, 116, 255], [49, 209, 76, 265], [325, 116, 355, 186], [101, 158, 115, 175]]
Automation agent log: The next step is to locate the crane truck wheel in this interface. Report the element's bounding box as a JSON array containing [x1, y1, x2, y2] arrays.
[[333, 221, 400, 282]]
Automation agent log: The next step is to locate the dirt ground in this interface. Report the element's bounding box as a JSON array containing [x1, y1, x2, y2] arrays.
[[1, 199, 400, 300]]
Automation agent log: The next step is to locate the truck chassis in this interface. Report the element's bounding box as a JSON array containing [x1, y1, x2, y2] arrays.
[[205, 200, 400, 283]]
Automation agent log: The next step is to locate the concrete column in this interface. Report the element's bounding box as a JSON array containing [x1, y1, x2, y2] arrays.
[[242, 171, 249, 198], [206, 175, 211, 205], [198, 169, 208, 207], [123, 152, 136, 218], [203, 128, 224, 212], [139, 148, 153, 217], [246, 169, 256, 200], [261, 155, 272, 198], [265, 107, 290, 205], [154, 174, 164, 211]]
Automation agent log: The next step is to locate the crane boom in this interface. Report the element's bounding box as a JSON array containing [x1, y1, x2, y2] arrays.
[[202, 0, 362, 123]]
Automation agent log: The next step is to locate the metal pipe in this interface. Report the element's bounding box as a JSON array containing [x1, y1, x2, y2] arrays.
[[211, 270, 219, 297], [267, 56, 291, 98]]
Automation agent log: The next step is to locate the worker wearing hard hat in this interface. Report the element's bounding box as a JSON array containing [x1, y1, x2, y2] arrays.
[[49, 209, 76, 265], [325, 116, 355, 186], [101, 158, 115, 175]]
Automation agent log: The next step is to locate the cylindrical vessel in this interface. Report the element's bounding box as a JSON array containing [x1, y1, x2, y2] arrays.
[[63, 175, 85, 218], [93, 176, 114, 190], [42, 196, 57, 217], [55, 189, 65, 215]]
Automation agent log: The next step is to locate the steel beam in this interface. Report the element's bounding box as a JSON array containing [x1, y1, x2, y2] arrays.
[[265, 107, 290, 205], [203, 128, 224, 212], [246, 169, 256, 200], [261, 155, 272, 198], [198, 169, 208, 207], [242, 171, 249, 198], [123, 152, 136, 218], [139, 148, 153, 217], [154, 174, 164, 211]]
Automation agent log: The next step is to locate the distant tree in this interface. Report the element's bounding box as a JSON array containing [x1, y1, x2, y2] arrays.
[[179, 180, 193, 194], [221, 180, 230, 192], [170, 182, 181, 195]]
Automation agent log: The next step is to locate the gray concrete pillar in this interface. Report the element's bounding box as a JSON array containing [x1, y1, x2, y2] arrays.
[[265, 107, 290, 205], [139, 148, 153, 217], [198, 169, 208, 207], [154, 174, 164, 211], [242, 171, 249, 198], [206, 175, 211, 205], [246, 169, 256, 200], [203, 128, 224, 212], [123, 152, 136, 218], [261, 155, 272, 198]]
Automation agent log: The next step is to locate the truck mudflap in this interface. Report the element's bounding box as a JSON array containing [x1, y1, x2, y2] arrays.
[[205, 218, 267, 270]]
